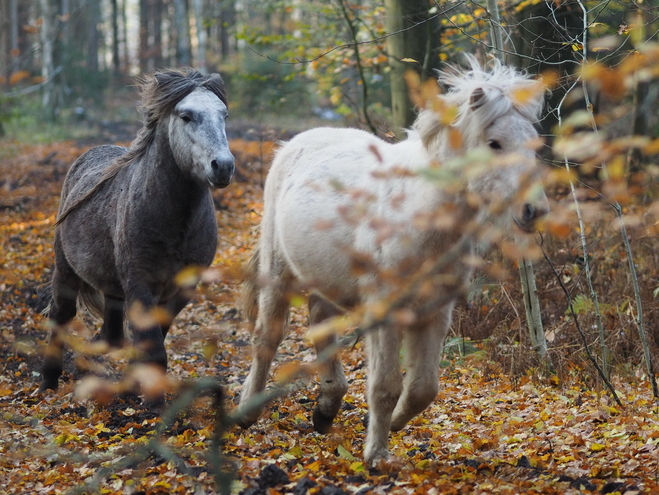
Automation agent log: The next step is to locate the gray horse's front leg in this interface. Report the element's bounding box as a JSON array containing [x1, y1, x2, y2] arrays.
[[124, 285, 169, 371], [363, 326, 403, 464]]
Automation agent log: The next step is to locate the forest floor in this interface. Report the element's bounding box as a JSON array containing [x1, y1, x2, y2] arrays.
[[1, 127, 658, 494]]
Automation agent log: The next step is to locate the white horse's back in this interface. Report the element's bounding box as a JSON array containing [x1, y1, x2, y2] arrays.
[[265, 127, 433, 303]]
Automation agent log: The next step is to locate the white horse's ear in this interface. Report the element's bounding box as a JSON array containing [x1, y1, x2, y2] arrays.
[[469, 87, 487, 110]]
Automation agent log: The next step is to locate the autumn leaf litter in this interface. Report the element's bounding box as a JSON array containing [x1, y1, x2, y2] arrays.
[[0, 139, 655, 494]]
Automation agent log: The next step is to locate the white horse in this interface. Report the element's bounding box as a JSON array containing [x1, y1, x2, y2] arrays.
[[238, 58, 549, 463]]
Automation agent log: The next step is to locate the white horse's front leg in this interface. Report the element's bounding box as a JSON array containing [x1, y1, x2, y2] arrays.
[[363, 326, 402, 464], [390, 304, 453, 431], [237, 288, 289, 428], [309, 294, 349, 433]]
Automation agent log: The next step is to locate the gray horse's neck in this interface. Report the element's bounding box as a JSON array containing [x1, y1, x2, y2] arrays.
[[130, 125, 210, 232]]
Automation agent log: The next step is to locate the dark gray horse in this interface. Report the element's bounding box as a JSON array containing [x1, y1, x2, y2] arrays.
[[40, 68, 234, 392]]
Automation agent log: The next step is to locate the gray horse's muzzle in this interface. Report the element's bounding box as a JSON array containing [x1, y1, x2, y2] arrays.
[[210, 154, 235, 188]]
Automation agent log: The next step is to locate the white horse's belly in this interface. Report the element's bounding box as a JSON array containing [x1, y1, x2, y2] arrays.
[[275, 182, 360, 303]]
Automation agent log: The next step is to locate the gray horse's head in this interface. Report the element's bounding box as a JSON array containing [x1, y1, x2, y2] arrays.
[[415, 57, 549, 233], [168, 86, 235, 188], [127, 69, 235, 189]]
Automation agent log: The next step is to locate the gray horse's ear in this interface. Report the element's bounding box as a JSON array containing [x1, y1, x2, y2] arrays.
[[469, 87, 487, 110], [154, 72, 168, 87]]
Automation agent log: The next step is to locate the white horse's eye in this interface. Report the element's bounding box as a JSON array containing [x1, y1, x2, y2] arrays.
[[488, 139, 502, 150], [180, 112, 193, 123]]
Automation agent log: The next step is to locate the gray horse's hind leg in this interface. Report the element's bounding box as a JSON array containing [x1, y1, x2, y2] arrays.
[[308, 294, 348, 433], [40, 263, 79, 391], [99, 295, 125, 348]]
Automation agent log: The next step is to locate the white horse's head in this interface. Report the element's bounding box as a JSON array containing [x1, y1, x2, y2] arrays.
[[415, 56, 549, 233], [169, 86, 235, 189]]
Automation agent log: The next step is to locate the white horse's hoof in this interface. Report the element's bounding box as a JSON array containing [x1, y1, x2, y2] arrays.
[[364, 447, 390, 466]]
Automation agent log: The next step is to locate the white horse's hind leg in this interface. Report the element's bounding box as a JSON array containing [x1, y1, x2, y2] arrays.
[[390, 305, 453, 431], [308, 294, 348, 433], [237, 282, 290, 428], [363, 326, 403, 464]]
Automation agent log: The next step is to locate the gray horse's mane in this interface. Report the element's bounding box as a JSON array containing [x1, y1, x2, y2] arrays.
[[56, 68, 227, 226], [414, 55, 544, 154]]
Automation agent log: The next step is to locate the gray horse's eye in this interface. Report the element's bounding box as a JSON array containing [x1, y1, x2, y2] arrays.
[[179, 111, 193, 123], [488, 139, 502, 150]]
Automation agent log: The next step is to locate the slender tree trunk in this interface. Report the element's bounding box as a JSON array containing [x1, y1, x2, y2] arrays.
[[152, 0, 164, 69], [139, 0, 150, 72], [192, 0, 206, 73], [173, 0, 191, 67], [9, 0, 18, 80], [385, 0, 441, 134], [40, 0, 56, 119], [87, 0, 100, 73], [122, 0, 130, 73], [111, 0, 120, 74], [218, 0, 235, 60]]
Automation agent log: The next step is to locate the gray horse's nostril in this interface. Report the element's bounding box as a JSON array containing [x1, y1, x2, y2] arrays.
[[211, 159, 220, 172]]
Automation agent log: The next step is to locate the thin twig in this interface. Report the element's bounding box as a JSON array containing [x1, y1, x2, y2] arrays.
[[337, 0, 377, 134], [542, 249, 623, 408]]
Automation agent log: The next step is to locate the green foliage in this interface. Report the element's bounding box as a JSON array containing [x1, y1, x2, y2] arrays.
[[227, 53, 314, 116], [64, 66, 109, 105], [444, 336, 480, 358], [0, 93, 97, 143], [568, 294, 616, 316], [235, 0, 389, 125]]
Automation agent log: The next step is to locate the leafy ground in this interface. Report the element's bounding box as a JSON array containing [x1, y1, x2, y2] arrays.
[[0, 134, 657, 495]]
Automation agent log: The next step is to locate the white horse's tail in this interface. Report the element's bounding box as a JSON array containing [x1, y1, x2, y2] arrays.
[[241, 244, 260, 328]]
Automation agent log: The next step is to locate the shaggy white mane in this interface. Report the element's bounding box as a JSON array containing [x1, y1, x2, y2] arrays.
[[413, 55, 545, 153]]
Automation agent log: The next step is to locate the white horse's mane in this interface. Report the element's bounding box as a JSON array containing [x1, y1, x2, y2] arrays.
[[413, 55, 545, 153]]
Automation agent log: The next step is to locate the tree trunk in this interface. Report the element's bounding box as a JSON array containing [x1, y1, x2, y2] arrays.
[[111, 0, 121, 74], [9, 0, 18, 83], [192, 0, 206, 73], [218, 0, 235, 60], [122, 0, 130, 72], [40, 0, 56, 119], [173, 0, 191, 67], [139, 0, 150, 72], [152, 0, 164, 69], [87, 0, 100, 73], [385, 0, 441, 134]]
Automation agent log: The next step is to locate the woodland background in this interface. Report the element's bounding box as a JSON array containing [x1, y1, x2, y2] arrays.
[[2, 0, 659, 494]]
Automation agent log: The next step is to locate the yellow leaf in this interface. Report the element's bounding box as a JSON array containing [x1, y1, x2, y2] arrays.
[[607, 156, 626, 180], [337, 444, 357, 461], [590, 442, 606, 452], [174, 265, 203, 288], [401, 58, 417, 63]]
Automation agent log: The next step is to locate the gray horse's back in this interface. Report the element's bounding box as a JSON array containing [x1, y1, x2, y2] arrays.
[[59, 145, 128, 213]]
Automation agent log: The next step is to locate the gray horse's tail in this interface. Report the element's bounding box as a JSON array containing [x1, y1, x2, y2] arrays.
[[38, 281, 104, 320], [78, 285, 104, 320], [240, 244, 260, 327]]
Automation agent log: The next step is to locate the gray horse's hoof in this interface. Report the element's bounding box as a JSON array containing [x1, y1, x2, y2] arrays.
[[38, 381, 58, 393]]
